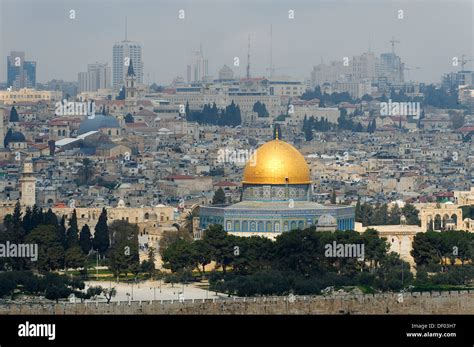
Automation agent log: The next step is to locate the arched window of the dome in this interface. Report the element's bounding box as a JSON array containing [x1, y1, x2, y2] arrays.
[[266, 221, 272, 232], [234, 221, 240, 231], [257, 221, 264, 232], [242, 221, 248, 232]]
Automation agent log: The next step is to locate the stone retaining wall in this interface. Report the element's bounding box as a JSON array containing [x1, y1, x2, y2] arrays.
[[1, 291, 473, 315]]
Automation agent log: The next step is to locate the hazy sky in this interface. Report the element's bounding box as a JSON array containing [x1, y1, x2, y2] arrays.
[[0, 0, 472, 85]]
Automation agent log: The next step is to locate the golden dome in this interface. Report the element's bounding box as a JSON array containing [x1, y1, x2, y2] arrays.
[[243, 139, 311, 185]]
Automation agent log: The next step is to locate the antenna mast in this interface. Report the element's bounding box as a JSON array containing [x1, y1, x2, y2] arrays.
[[125, 17, 128, 41], [246, 34, 251, 79], [270, 25, 273, 78]]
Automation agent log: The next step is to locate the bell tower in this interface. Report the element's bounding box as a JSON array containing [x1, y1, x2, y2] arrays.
[[125, 59, 137, 111], [20, 159, 36, 206]]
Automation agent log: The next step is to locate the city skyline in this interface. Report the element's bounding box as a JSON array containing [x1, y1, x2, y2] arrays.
[[0, 0, 472, 85]]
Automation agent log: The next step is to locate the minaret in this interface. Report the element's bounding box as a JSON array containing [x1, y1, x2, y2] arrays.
[[0, 108, 5, 149], [19, 159, 36, 206]]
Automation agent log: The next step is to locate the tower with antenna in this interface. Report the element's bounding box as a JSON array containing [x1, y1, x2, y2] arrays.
[[246, 35, 251, 79], [112, 17, 143, 89], [389, 36, 400, 54], [269, 25, 274, 78]]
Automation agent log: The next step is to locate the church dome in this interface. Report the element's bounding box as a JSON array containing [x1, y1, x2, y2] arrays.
[[78, 114, 120, 135], [10, 131, 26, 142], [242, 139, 310, 185]]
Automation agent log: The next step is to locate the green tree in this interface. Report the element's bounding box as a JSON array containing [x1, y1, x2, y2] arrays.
[[25, 225, 65, 272], [203, 224, 234, 273], [401, 203, 420, 225], [92, 208, 110, 257], [355, 197, 362, 222], [140, 247, 156, 279], [362, 228, 390, 271], [108, 220, 139, 279], [58, 215, 67, 248], [162, 239, 196, 274], [10, 106, 19, 122], [78, 158, 95, 185], [79, 224, 92, 255], [66, 209, 79, 249], [102, 287, 117, 303], [372, 203, 389, 225], [158, 228, 193, 258], [389, 204, 402, 224], [65, 246, 86, 270], [212, 187, 226, 205], [193, 239, 212, 276]]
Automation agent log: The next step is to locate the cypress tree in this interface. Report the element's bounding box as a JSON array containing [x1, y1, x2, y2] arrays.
[[79, 224, 92, 255], [93, 208, 110, 257], [66, 209, 79, 249], [58, 215, 67, 248]]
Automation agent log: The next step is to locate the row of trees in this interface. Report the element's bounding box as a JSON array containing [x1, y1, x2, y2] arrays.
[[252, 101, 269, 117], [1, 201, 158, 283], [355, 200, 420, 226], [186, 101, 242, 126], [301, 110, 366, 141], [300, 87, 355, 105], [160, 225, 412, 296], [0, 202, 111, 272], [411, 230, 474, 287], [301, 85, 463, 111], [0, 270, 117, 303]]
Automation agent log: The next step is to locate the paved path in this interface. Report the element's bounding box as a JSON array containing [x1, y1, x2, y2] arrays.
[[82, 280, 229, 302]]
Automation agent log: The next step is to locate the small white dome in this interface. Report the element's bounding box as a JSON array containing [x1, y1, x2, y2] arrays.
[[317, 214, 337, 227]]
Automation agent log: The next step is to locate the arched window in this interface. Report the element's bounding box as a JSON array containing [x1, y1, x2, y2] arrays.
[[258, 221, 264, 232], [234, 221, 240, 231], [266, 221, 272, 232], [242, 221, 248, 232]]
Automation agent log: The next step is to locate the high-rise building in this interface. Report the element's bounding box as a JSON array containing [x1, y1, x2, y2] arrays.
[[218, 65, 234, 80], [78, 63, 111, 92], [7, 51, 36, 89], [442, 71, 474, 89], [186, 46, 209, 83], [113, 40, 143, 90], [380, 53, 404, 84]]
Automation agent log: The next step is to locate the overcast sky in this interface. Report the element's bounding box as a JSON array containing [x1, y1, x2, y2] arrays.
[[0, 0, 472, 85]]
